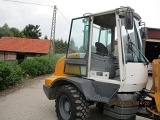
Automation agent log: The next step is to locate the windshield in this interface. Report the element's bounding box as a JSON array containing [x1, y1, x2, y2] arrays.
[[121, 18, 146, 63]]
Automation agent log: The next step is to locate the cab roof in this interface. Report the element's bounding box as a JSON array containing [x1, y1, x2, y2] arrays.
[[83, 6, 141, 20]]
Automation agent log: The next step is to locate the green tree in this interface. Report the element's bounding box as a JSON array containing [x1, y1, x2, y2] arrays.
[[79, 46, 85, 53], [69, 38, 78, 53], [0, 23, 26, 38], [55, 38, 68, 53], [10, 27, 25, 38], [22, 24, 42, 39], [44, 35, 48, 39], [0, 23, 13, 38]]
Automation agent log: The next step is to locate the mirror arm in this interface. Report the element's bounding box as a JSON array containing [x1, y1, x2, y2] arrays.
[[139, 20, 146, 27]]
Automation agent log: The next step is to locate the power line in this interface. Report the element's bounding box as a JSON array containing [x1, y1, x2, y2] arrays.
[[2, 0, 71, 25], [57, 9, 70, 24], [2, 0, 52, 7], [57, 9, 83, 39], [1, 0, 73, 39]]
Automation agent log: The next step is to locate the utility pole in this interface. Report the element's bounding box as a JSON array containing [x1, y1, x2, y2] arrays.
[[49, 5, 57, 54]]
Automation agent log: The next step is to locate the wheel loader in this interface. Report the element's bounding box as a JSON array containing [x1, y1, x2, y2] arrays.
[[43, 6, 160, 120]]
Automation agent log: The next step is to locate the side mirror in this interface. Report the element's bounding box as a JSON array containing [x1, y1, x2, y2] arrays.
[[140, 27, 147, 40], [125, 9, 133, 30]]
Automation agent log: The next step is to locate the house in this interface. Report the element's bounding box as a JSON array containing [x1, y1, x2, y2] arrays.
[[143, 28, 160, 73], [0, 37, 50, 62], [145, 28, 160, 61]]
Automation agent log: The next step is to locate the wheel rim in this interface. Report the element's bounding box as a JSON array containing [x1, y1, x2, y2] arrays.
[[59, 95, 71, 119]]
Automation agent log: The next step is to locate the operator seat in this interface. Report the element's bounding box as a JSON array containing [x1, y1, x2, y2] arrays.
[[95, 42, 108, 55], [91, 42, 116, 79]]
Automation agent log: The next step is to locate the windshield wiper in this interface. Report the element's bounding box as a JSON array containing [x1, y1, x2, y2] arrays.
[[126, 42, 139, 62], [125, 29, 149, 64], [126, 30, 139, 62], [128, 41, 149, 65]]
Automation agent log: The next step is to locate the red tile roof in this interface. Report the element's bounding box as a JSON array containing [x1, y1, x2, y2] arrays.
[[0, 37, 50, 53]]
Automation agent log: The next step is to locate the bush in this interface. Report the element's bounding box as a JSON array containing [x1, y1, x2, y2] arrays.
[[47, 54, 65, 73], [0, 54, 64, 89], [20, 54, 64, 77], [0, 60, 23, 89], [20, 58, 39, 77]]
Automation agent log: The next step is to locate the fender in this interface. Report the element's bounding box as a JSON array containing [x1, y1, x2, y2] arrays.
[[43, 76, 120, 104]]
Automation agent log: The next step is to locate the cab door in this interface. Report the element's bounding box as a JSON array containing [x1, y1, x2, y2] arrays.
[[64, 16, 90, 76]]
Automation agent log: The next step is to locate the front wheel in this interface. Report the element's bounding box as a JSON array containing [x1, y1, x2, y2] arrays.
[[55, 85, 90, 120]]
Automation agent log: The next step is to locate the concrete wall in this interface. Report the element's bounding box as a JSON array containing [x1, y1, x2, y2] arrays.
[[5, 52, 16, 60], [0, 51, 46, 61], [0, 52, 5, 60], [0, 51, 16, 61]]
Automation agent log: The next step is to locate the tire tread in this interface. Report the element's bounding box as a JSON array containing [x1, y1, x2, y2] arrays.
[[55, 85, 90, 120]]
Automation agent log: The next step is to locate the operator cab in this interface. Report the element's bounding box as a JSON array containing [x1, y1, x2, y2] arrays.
[[64, 12, 117, 78], [64, 7, 148, 92]]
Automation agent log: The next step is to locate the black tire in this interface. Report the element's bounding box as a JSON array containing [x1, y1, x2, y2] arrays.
[[55, 85, 90, 120]]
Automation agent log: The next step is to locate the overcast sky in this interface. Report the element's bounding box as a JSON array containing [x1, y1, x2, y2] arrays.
[[0, 0, 160, 40]]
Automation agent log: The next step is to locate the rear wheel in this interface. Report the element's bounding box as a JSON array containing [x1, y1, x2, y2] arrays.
[[55, 85, 90, 120]]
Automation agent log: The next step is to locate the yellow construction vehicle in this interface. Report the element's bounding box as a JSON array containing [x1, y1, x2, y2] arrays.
[[149, 60, 160, 117], [137, 59, 160, 119], [43, 6, 160, 120], [148, 60, 160, 116]]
